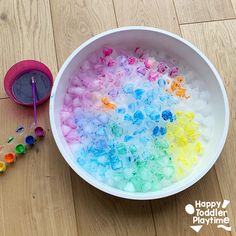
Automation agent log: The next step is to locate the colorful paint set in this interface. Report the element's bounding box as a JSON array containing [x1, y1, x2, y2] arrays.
[[0, 60, 52, 174], [0, 125, 45, 173]]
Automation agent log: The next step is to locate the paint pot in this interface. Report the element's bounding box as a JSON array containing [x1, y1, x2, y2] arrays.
[[25, 135, 36, 145]]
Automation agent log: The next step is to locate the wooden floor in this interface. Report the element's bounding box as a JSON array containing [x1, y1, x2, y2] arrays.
[[0, 0, 235, 235]]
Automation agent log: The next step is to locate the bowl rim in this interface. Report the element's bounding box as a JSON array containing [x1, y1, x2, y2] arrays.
[[49, 26, 229, 200]]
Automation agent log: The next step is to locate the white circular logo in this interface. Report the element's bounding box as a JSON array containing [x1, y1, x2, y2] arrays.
[[185, 204, 195, 215]]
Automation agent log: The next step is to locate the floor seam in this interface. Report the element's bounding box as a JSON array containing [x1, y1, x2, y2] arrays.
[[0, 97, 9, 101], [180, 17, 236, 26], [213, 167, 233, 236], [149, 201, 158, 236], [111, 0, 119, 27], [171, 0, 182, 35], [48, 0, 80, 235], [48, 0, 60, 70]]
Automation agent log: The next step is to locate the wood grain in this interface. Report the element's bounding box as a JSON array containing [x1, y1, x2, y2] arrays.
[[0, 0, 58, 99], [113, 0, 180, 35], [231, 0, 236, 15], [0, 99, 78, 236], [174, 0, 235, 24], [71, 174, 155, 236], [49, 0, 117, 67], [181, 19, 236, 235]]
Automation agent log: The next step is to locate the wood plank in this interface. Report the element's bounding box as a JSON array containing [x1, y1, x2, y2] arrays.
[[49, 0, 156, 235], [181, 19, 236, 235], [174, 0, 235, 24], [113, 0, 180, 35], [49, 0, 117, 67], [0, 99, 78, 235], [0, 0, 58, 99], [231, 0, 236, 15]]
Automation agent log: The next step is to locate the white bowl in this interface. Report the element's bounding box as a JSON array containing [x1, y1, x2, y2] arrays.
[[49, 26, 229, 200]]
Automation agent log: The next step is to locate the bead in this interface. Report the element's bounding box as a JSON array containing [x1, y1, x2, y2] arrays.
[[123, 84, 133, 94], [148, 71, 158, 82], [195, 142, 203, 154], [158, 79, 166, 87], [133, 127, 146, 135], [116, 108, 126, 114], [96, 127, 106, 136], [140, 137, 149, 144], [149, 111, 160, 121], [169, 67, 179, 77], [108, 89, 118, 97], [111, 124, 123, 137], [162, 110, 172, 121], [101, 97, 116, 109], [128, 103, 136, 112], [175, 166, 184, 177], [128, 57, 135, 64], [157, 62, 168, 73], [110, 156, 122, 170], [116, 143, 127, 155], [124, 114, 133, 122], [175, 87, 188, 98], [124, 135, 133, 142], [129, 145, 137, 154], [103, 47, 113, 56], [175, 76, 185, 84], [152, 126, 160, 136], [134, 89, 144, 100], [160, 127, 167, 135], [107, 60, 115, 67], [133, 110, 144, 120], [137, 67, 146, 75], [185, 111, 195, 121]]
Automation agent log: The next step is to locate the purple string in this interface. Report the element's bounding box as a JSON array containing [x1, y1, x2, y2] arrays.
[[31, 77, 37, 126]]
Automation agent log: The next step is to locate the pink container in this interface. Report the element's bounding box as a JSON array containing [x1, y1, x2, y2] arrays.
[[4, 60, 53, 106]]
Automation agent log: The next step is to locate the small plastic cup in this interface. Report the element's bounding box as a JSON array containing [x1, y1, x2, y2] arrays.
[[4, 153, 16, 163], [0, 161, 7, 173], [25, 135, 36, 145], [34, 126, 45, 138], [15, 144, 26, 154]]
